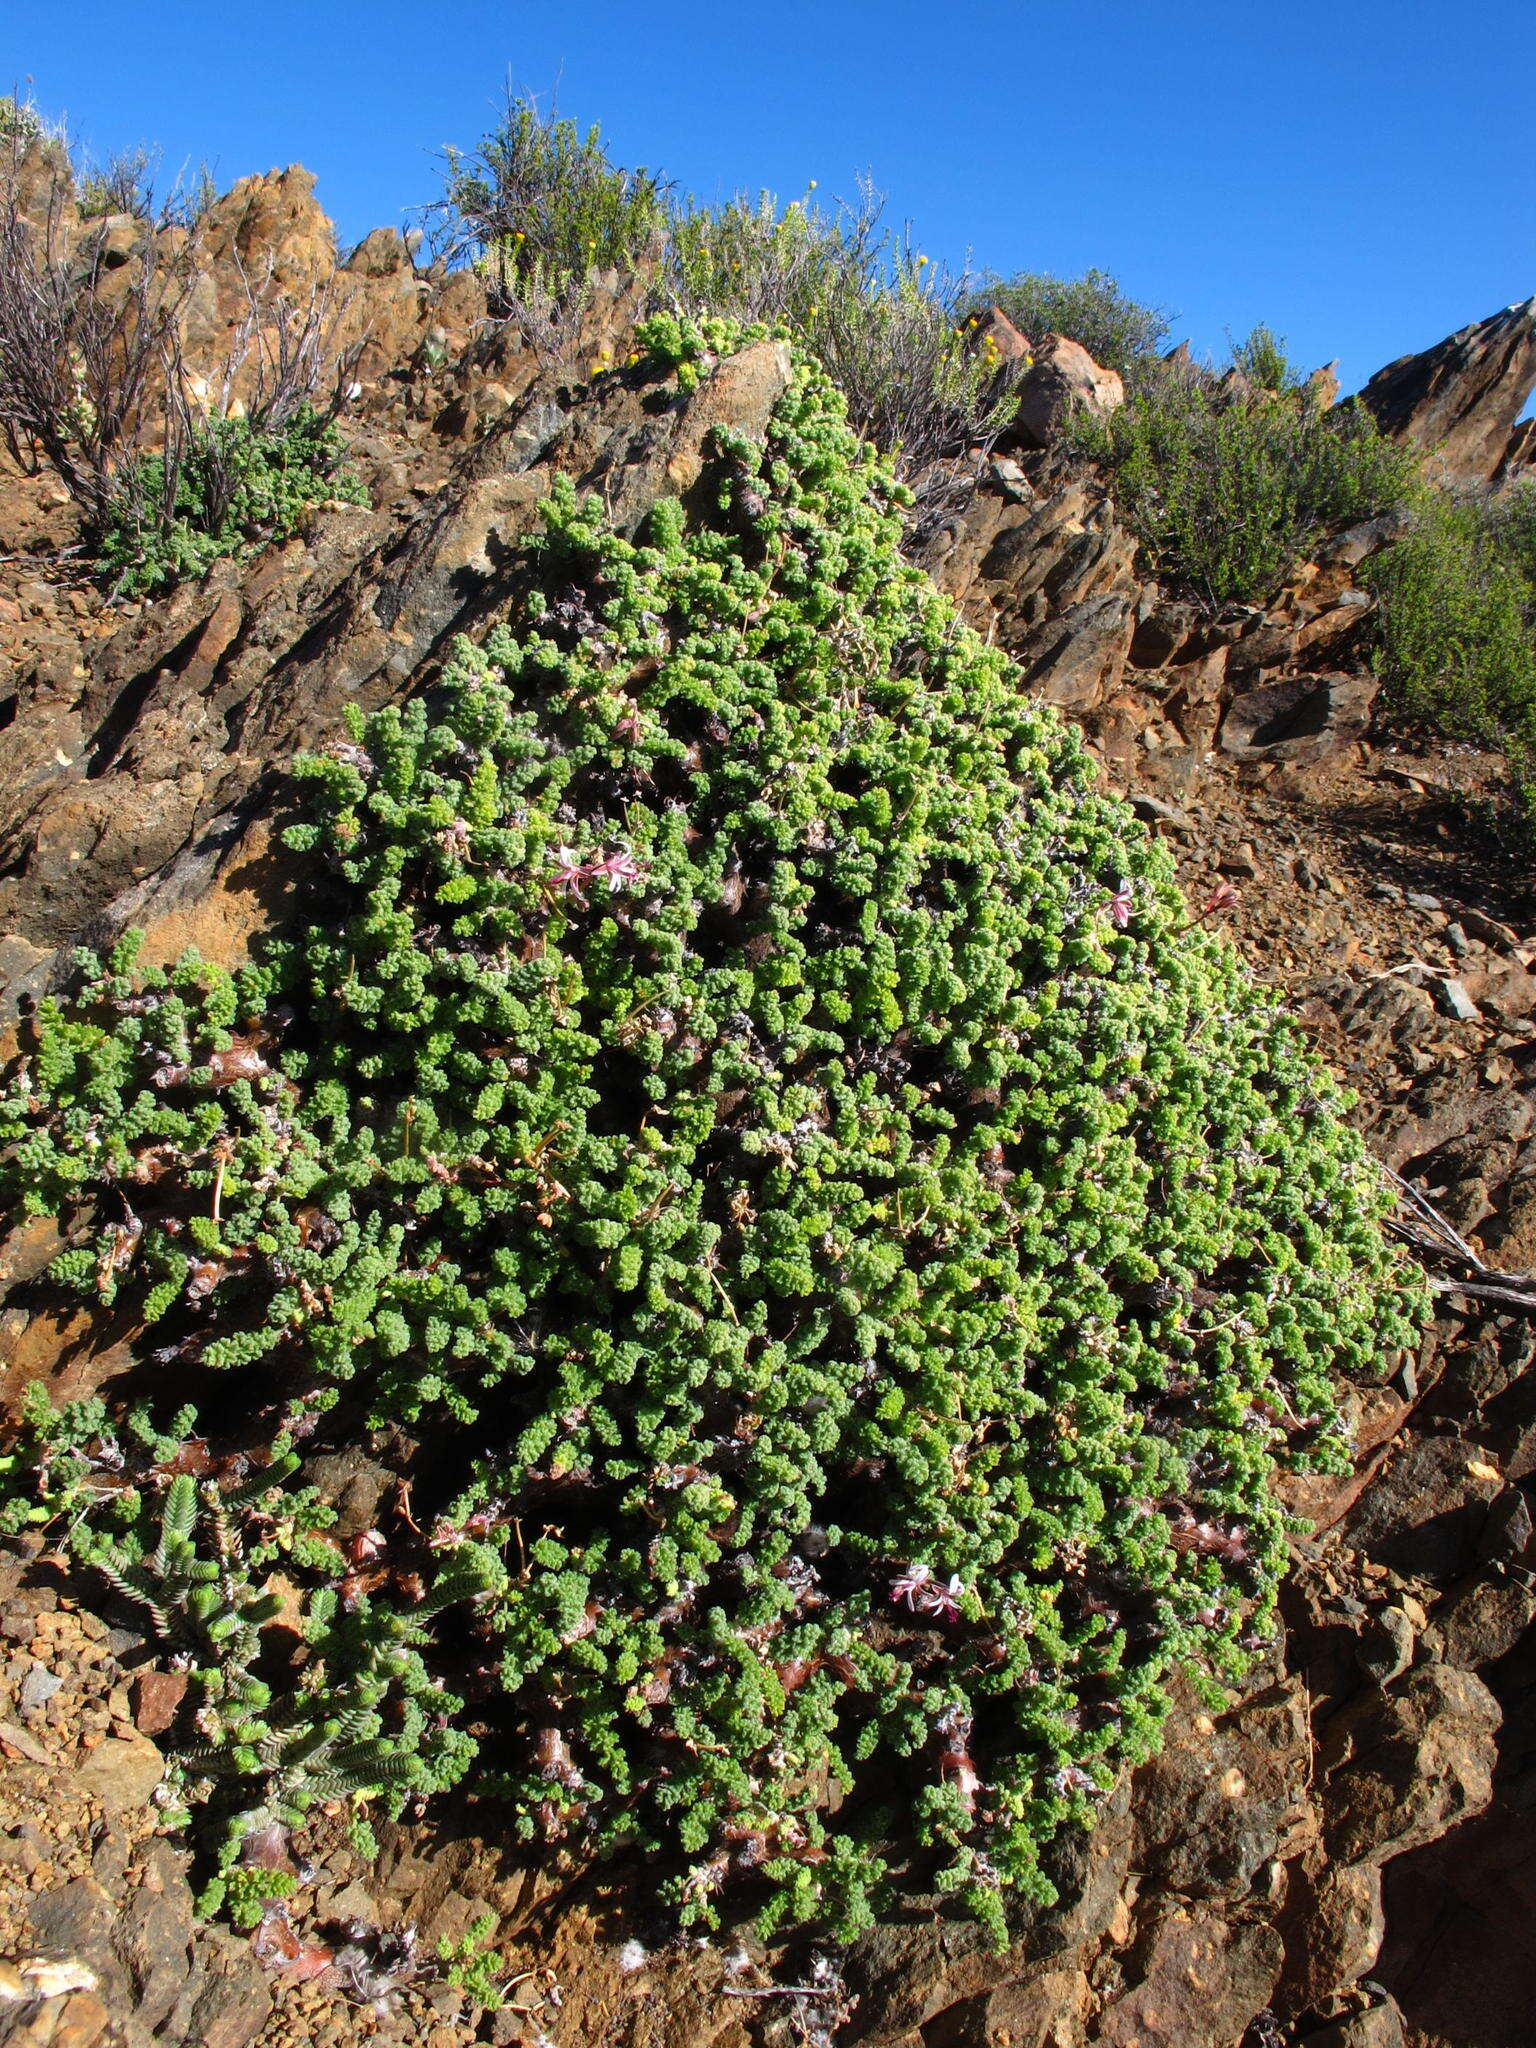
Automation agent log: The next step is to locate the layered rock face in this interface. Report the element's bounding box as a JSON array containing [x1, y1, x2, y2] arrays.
[[1354, 294, 1536, 485], [0, 166, 1534, 2048], [0, 270, 775, 1021]]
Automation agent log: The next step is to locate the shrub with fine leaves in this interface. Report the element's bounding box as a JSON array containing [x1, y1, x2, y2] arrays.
[[1364, 483, 1536, 837], [98, 404, 367, 597], [433, 99, 1018, 501], [1072, 341, 1418, 604], [965, 268, 1172, 378]]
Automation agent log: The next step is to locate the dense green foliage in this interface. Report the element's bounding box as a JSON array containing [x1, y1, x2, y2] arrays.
[[0, 326, 1423, 1943], [97, 404, 366, 597], [0, 95, 43, 144], [438, 1914, 508, 2007], [74, 144, 157, 221], [964, 269, 1171, 378], [1071, 344, 1419, 603], [1364, 484, 1536, 836]]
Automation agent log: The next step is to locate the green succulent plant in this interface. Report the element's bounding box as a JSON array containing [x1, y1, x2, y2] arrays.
[[0, 321, 1425, 1945], [97, 404, 366, 598], [1, 1389, 496, 1925]]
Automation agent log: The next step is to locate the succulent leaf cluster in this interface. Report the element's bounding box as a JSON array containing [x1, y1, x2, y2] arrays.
[[0, 325, 1425, 1942], [0, 1386, 495, 1923], [97, 403, 367, 598]]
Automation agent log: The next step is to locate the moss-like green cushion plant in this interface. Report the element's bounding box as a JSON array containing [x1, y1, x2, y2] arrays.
[[0, 322, 1424, 1944]]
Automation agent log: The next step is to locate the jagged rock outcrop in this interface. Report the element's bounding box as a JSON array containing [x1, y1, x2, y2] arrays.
[[918, 457, 1139, 710], [1354, 294, 1536, 484], [5, 141, 490, 420], [1013, 333, 1125, 448], [1495, 412, 1536, 484], [0, 298, 789, 1019], [970, 303, 1032, 362]]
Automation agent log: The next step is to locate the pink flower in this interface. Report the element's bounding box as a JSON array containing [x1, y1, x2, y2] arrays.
[[613, 710, 644, 744], [551, 846, 592, 904], [922, 1574, 965, 1622], [1108, 879, 1134, 929], [889, 1562, 935, 1610], [890, 1564, 966, 1620], [1198, 880, 1239, 921], [550, 846, 648, 904], [590, 849, 647, 894]]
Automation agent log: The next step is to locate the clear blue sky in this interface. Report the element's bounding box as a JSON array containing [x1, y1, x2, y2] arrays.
[[8, 0, 1535, 399]]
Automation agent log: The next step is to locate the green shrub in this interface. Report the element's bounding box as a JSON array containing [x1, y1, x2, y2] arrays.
[[0, 325, 1424, 1945], [0, 95, 42, 145], [75, 144, 157, 221], [0, 1384, 495, 1922], [438, 97, 669, 299], [1228, 323, 1296, 395], [1074, 340, 1418, 604], [97, 404, 367, 597], [438, 1914, 507, 2007], [668, 184, 1017, 496], [965, 268, 1171, 377], [435, 100, 1018, 499], [1363, 484, 1536, 834]]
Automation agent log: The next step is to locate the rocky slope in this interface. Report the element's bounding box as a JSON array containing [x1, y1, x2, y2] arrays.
[[1, 162, 1535, 2048]]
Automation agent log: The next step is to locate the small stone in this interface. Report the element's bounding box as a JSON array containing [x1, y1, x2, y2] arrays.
[[1456, 905, 1517, 947], [0, 1719, 53, 1764], [73, 1735, 164, 1815], [1323, 1665, 1501, 1863], [47, 1990, 113, 2048], [1435, 977, 1481, 1023], [131, 1672, 189, 1738], [91, 1829, 130, 1888], [19, 1666, 63, 1712], [1300, 1995, 1406, 2047], [20, 1961, 97, 1998], [1356, 1606, 1415, 1684], [1129, 793, 1195, 837], [317, 1879, 378, 1923]]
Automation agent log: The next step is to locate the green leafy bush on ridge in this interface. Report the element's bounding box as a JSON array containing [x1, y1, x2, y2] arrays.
[[0, 95, 43, 144], [0, 324, 1425, 1943], [439, 98, 670, 297], [665, 184, 1020, 495], [1363, 484, 1536, 836], [1067, 340, 1418, 605], [434, 100, 1024, 495], [963, 269, 1172, 378]]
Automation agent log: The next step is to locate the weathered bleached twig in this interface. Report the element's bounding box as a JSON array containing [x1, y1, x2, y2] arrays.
[[1384, 1162, 1536, 1314]]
